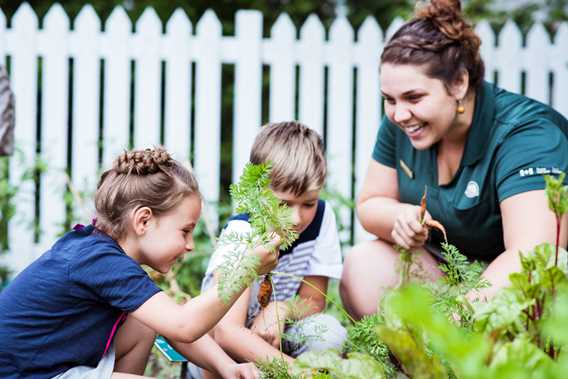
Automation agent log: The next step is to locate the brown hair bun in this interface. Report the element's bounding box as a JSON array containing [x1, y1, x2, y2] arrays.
[[114, 147, 172, 175]]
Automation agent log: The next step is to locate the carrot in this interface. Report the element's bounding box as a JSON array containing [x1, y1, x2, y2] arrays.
[[425, 219, 447, 243], [258, 273, 273, 308], [419, 186, 427, 224]]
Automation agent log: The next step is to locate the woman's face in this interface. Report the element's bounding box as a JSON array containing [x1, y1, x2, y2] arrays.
[[380, 63, 461, 150]]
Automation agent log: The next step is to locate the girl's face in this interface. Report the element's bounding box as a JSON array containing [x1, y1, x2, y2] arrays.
[[139, 194, 202, 274], [380, 63, 463, 150]]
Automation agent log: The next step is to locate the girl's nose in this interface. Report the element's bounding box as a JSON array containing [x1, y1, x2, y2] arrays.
[[185, 237, 194, 252]]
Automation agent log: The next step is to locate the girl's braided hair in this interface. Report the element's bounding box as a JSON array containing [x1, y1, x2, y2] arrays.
[[381, 0, 485, 91], [95, 147, 200, 240]]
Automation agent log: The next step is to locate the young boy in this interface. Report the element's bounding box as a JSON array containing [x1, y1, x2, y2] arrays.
[[201, 121, 346, 370]]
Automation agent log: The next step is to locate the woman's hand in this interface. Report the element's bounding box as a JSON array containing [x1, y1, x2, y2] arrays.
[[250, 301, 288, 348], [391, 204, 430, 249], [251, 235, 281, 275], [220, 362, 260, 379]]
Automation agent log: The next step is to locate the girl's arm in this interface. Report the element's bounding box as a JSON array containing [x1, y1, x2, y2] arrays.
[[358, 160, 428, 247], [130, 239, 280, 344], [472, 190, 568, 300], [213, 287, 294, 365], [168, 334, 257, 378]]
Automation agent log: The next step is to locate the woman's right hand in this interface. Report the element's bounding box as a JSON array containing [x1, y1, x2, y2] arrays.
[[391, 204, 430, 250], [251, 234, 281, 275]]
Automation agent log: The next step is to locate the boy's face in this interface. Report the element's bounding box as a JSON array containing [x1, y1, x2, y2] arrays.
[[272, 189, 320, 234]]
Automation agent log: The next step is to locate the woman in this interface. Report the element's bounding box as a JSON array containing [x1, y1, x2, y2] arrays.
[[340, 0, 568, 320]]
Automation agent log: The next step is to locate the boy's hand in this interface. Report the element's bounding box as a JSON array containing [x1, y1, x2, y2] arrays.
[[221, 362, 259, 379], [250, 301, 288, 348], [251, 234, 281, 275]]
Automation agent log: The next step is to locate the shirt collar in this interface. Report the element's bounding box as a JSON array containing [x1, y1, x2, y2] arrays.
[[461, 81, 496, 166]]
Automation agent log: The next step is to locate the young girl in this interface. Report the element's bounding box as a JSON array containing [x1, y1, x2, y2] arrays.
[[0, 147, 279, 379]]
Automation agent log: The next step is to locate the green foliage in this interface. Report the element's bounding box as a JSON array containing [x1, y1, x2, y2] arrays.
[[291, 350, 386, 379], [345, 313, 395, 377], [545, 173, 568, 219], [217, 163, 297, 303]]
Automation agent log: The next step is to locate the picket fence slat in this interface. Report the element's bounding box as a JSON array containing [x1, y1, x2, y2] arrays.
[[2, 5, 568, 270], [0, 9, 5, 64], [102, 7, 131, 168], [298, 15, 325, 137], [497, 20, 523, 93], [476, 20, 496, 81], [553, 23, 568, 118], [354, 17, 382, 242], [9, 3, 38, 271], [133, 8, 162, 149], [194, 10, 222, 230], [267, 13, 295, 122], [39, 4, 69, 252], [526, 23, 550, 103], [72, 5, 100, 221], [327, 16, 354, 239], [233, 11, 263, 184], [164, 9, 192, 162]]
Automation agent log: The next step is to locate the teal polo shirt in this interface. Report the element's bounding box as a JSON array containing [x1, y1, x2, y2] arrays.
[[372, 81, 568, 261]]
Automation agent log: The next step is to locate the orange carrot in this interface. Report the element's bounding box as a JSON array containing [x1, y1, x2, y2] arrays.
[[258, 273, 273, 308], [425, 219, 447, 243]]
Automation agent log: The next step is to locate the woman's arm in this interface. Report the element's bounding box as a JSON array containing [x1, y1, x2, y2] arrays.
[[358, 160, 428, 247], [475, 189, 568, 300], [213, 288, 294, 365]]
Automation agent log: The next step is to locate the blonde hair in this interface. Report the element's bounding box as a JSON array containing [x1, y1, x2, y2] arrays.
[[250, 121, 326, 196], [95, 147, 200, 240]]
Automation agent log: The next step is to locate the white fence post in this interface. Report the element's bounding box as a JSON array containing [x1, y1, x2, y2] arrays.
[[553, 22, 568, 118], [133, 8, 162, 149], [39, 4, 69, 253], [497, 20, 523, 93], [0, 9, 5, 64], [194, 10, 222, 230], [72, 5, 101, 221], [327, 15, 354, 241], [354, 17, 382, 243], [267, 13, 295, 122], [233, 10, 263, 184], [298, 14, 325, 136], [476, 20, 496, 82], [9, 3, 38, 272], [526, 23, 550, 104], [164, 9, 192, 162]]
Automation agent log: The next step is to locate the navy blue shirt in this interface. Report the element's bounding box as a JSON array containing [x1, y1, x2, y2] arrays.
[[0, 225, 161, 378]]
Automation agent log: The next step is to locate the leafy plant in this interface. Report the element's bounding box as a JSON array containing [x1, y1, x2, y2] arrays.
[[216, 162, 298, 303]]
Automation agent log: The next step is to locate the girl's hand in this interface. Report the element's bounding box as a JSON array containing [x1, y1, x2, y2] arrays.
[[391, 204, 430, 249], [221, 362, 259, 379], [251, 234, 281, 275]]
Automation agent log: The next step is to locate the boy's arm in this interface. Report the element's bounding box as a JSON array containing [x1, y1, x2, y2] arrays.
[[213, 287, 294, 365], [296, 275, 328, 318]]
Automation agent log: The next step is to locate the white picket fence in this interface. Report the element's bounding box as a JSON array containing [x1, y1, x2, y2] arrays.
[[1, 3, 568, 274]]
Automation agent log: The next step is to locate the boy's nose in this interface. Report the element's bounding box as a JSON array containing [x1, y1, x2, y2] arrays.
[[290, 208, 301, 227]]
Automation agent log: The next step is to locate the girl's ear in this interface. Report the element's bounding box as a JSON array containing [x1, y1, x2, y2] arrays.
[[132, 206, 153, 236]]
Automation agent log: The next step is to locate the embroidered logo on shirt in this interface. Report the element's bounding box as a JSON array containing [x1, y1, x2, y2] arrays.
[[465, 180, 480, 198], [519, 167, 562, 177]]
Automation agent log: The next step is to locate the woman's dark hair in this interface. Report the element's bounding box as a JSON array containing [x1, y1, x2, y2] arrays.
[[95, 147, 200, 240], [381, 0, 485, 92]]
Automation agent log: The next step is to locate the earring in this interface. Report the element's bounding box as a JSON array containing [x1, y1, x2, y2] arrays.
[[456, 99, 465, 114]]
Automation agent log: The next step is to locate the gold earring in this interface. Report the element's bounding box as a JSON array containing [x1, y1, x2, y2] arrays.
[[456, 99, 465, 114]]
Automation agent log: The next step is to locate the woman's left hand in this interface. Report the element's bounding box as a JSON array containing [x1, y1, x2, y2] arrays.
[[221, 362, 259, 379]]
